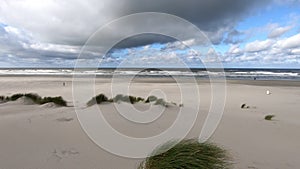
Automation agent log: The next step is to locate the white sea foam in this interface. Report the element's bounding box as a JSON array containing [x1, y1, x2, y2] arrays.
[[0, 69, 299, 80]]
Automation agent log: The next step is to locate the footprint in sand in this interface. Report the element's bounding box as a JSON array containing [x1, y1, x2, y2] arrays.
[[49, 148, 80, 162]]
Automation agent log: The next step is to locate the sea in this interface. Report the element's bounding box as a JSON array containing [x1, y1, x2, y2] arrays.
[[0, 68, 300, 81]]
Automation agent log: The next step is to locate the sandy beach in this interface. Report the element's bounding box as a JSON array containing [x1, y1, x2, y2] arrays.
[[0, 76, 300, 169]]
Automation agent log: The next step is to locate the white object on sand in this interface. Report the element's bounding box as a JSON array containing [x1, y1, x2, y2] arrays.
[[266, 90, 271, 95]]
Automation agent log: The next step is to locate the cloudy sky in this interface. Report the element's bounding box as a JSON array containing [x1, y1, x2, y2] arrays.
[[0, 0, 300, 68]]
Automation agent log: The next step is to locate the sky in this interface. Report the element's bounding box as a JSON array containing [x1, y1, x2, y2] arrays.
[[0, 0, 300, 68]]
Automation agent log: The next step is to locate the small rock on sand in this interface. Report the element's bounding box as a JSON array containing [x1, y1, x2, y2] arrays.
[[56, 117, 74, 122]]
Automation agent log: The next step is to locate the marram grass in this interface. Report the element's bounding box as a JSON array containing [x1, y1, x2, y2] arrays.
[[87, 93, 171, 107], [0, 93, 67, 106], [264, 114, 275, 121], [87, 93, 109, 106], [138, 139, 232, 169]]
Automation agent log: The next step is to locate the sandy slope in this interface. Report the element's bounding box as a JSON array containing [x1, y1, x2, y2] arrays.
[[0, 76, 300, 169]]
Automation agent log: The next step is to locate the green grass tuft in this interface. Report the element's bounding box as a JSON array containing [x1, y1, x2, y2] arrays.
[[10, 93, 24, 101], [24, 93, 42, 103], [128, 95, 137, 104], [40, 96, 67, 106], [154, 98, 168, 107], [145, 96, 158, 103], [264, 115, 275, 121], [138, 139, 232, 169], [111, 95, 144, 104], [87, 94, 177, 107], [137, 97, 145, 102], [112, 94, 126, 103], [24, 93, 67, 106], [0, 95, 9, 103], [87, 94, 109, 106], [241, 103, 250, 109], [0, 93, 67, 106]]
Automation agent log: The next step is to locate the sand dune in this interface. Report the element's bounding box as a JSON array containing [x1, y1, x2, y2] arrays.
[[0, 76, 300, 169]]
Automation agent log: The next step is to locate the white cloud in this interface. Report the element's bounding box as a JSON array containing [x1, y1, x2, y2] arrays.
[[268, 25, 292, 38], [182, 39, 196, 47], [27, 43, 80, 54], [290, 48, 300, 55], [277, 33, 300, 49], [0, 0, 114, 44], [3, 25, 32, 41], [4, 26, 21, 35], [244, 39, 274, 52], [0, 24, 82, 67], [239, 54, 258, 61], [222, 30, 300, 66], [228, 44, 243, 55], [3, 25, 80, 55]]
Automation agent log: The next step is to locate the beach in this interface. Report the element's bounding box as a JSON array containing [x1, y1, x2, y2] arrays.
[[0, 76, 300, 169]]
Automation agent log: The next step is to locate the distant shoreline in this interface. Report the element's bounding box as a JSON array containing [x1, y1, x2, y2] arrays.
[[1, 68, 299, 81]]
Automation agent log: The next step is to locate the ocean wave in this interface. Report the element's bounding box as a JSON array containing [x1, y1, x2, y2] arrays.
[[0, 68, 299, 80]]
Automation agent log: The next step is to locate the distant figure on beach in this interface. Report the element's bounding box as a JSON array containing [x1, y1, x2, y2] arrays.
[[254, 77, 257, 80], [63, 82, 66, 86]]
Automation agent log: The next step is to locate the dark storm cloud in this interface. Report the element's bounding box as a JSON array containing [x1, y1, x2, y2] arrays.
[[121, 0, 270, 32], [1, 0, 271, 47], [107, 0, 271, 47], [111, 34, 176, 49], [0, 0, 273, 67], [224, 29, 245, 44]]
